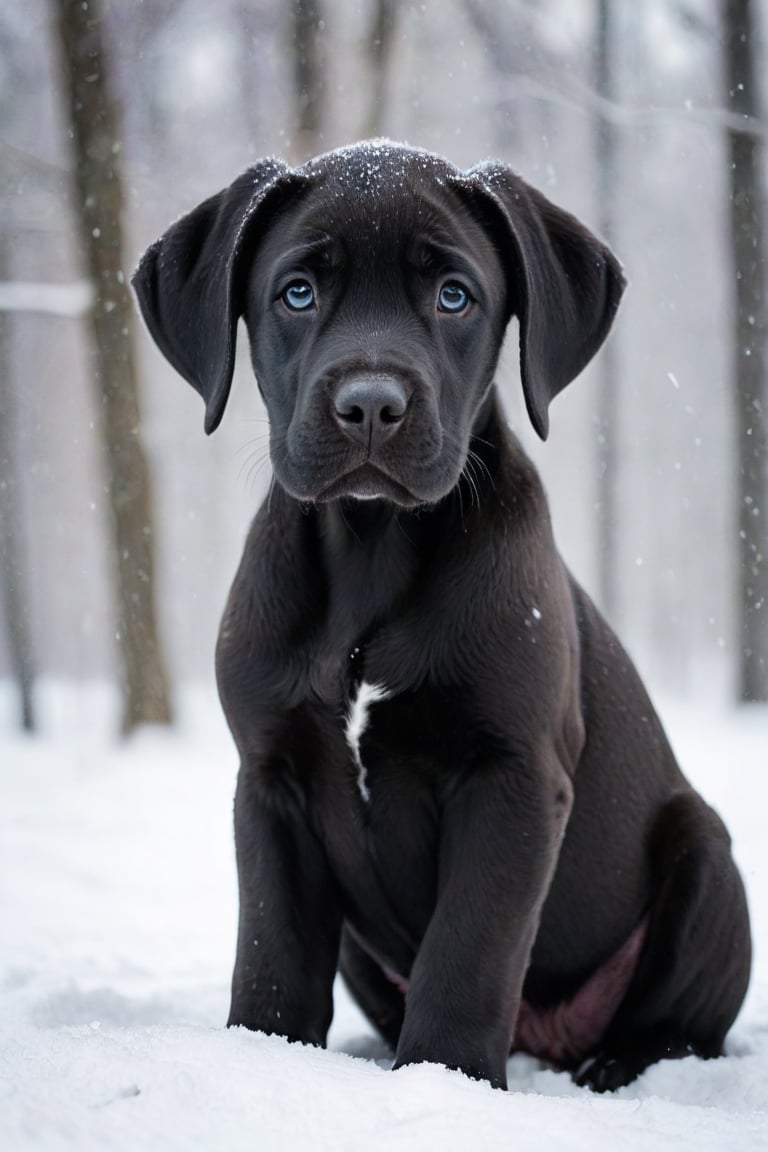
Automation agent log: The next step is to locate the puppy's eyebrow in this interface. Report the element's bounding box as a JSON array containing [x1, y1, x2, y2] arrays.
[[274, 232, 336, 274], [414, 233, 484, 282], [419, 227, 464, 257]]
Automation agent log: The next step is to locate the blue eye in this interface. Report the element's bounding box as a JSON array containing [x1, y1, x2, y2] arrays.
[[283, 281, 315, 311], [438, 282, 470, 313]]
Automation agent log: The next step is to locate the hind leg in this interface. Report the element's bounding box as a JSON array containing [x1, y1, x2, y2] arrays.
[[576, 791, 751, 1092], [339, 928, 406, 1051]]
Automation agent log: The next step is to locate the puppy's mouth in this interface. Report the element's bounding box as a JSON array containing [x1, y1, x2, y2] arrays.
[[315, 463, 419, 506]]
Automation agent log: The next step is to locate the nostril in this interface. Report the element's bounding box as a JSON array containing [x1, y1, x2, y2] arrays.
[[333, 375, 410, 431], [338, 403, 366, 425], [381, 406, 402, 425]]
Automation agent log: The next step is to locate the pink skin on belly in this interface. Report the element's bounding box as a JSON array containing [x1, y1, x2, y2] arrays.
[[379, 918, 648, 1068], [511, 919, 648, 1065]]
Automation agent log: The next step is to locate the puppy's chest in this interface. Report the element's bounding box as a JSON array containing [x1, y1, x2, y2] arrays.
[[343, 677, 391, 804], [316, 674, 452, 946], [310, 668, 477, 852], [342, 679, 445, 766], [304, 618, 493, 808]]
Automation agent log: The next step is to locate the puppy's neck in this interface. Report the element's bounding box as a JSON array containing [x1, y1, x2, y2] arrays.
[[306, 400, 505, 632], [314, 498, 416, 642]]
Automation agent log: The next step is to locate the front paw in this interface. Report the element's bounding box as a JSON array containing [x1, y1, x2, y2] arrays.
[[227, 1005, 327, 1048], [393, 1046, 507, 1090]]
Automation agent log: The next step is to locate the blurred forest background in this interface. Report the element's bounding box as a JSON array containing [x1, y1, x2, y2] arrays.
[[1, 0, 767, 734]]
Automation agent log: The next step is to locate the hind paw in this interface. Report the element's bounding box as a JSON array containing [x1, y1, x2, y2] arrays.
[[574, 1052, 639, 1092], [574, 1039, 699, 1093]]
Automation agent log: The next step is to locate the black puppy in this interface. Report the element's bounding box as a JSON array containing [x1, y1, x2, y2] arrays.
[[133, 141, 750, 1092]]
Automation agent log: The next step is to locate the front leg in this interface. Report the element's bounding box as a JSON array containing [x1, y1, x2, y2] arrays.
[[393, 751, 573, 1088], [228, 762, 343, 1046]]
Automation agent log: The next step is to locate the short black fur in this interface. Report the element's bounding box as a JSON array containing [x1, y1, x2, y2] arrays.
[[133, 141, 751, 1092]]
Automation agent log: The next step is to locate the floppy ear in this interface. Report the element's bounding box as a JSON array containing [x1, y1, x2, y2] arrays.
[[458, 163, 626, 440], [132, 159, 299, 434]]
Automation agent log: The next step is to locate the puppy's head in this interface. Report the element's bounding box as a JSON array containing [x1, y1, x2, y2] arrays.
[[133, 141, 624, 506]]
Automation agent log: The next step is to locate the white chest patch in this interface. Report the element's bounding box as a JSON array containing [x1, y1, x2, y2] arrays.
[[345, 680, 390, 803]]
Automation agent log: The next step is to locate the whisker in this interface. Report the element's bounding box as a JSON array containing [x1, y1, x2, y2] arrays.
[[245, 450, 274, 496], [237, 442, 270, 483], [455, 463, 467, 526], [394, 512, 415, 546], [338, 501, 363, 545], [467, 446, 495, 492], [462, 459, 480, 511], [234, 433, 271, 465]]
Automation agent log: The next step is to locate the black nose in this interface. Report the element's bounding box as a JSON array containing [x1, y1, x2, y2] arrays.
[[333, 375, 409, 450]]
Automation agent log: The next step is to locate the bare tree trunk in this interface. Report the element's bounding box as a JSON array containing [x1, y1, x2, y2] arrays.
[[594, 0, 620, 625], [52, 0, 172, 733], [0, 237, 36, 730], [722, 0, 768, 702], [238, 1, 277, 147], [362, 0, 399, 138], [290, 0, 326, 161], [462, 0, 522, 153]]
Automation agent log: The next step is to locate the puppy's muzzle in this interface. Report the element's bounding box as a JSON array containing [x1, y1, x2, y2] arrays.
[[333, 375, 410, 452]]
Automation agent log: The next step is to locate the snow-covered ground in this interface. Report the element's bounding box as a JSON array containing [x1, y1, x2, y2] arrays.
[[2, 684, 767, 1151]]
